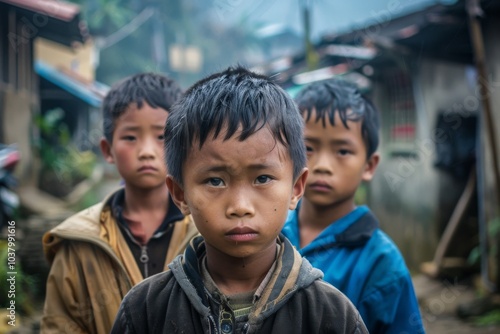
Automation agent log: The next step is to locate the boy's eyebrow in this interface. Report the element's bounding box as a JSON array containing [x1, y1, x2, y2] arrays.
[[199, 162, 282, 174], [305, 137, 356, 146], [330, 138, 356, 146], [120, 124, 165, 131], [120, 125, 140, 131]]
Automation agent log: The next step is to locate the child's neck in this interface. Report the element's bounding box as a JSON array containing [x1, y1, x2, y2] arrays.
[[122, 183, 169, 243], [298, 199, 356, 248], [205, 243, 277, 296]]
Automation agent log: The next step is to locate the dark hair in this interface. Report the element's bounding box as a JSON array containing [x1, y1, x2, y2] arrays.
[[102, 72, 183, 142], [294, 79, 380, 158], [164, 66, 306, 185]]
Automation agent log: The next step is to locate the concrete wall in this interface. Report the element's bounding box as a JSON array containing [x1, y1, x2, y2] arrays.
[[34, 37, 96, 82], [3, 89, 37, 182], [368, 58, 476, 270]]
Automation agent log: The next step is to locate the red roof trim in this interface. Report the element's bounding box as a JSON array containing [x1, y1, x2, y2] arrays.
[[0, 0, 80, 22]]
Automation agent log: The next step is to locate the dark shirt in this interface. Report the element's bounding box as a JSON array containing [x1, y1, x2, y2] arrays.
[[109, 189, 183, 277]]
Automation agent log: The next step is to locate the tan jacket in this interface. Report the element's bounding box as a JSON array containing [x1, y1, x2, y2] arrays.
[[41, 191, 198, 334]]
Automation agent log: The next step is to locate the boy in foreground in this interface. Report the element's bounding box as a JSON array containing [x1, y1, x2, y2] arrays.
[[111, 67, 368, 333], [282, 79, 425, 333], [42, 73, 198, 334]]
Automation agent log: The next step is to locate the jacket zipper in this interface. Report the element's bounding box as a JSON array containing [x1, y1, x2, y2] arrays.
[[140, 245, 149, 278], [121, 227, 152, 278]]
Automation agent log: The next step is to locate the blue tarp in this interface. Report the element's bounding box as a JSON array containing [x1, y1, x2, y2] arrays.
[[35, 60, 109, 107]]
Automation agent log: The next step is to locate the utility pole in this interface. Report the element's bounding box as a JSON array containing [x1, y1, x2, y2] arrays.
[[300, 0, 318, 70], [151, 0, 168, 73], [466, 0, 500, 291]]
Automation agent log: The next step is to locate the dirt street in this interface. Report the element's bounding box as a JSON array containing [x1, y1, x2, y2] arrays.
[[414, 275, 500, 333]]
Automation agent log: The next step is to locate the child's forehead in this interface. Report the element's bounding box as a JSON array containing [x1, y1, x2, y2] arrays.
[[304, 110, 365, 141], [114, 103, 168, 127], [189, 126, 287, 157], [305, 107, 359, 126]]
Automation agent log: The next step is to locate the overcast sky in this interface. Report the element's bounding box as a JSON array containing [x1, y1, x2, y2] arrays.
[[213, 0, 457, 40]]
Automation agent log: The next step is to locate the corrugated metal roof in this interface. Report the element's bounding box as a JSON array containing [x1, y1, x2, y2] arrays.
[[35, 60, 109, 107], [0, 0, 80, 22], [0, 0, 88, 45]]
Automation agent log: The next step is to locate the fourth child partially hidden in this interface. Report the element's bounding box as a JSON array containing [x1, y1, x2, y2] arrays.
[[282, 79, 425, 333]]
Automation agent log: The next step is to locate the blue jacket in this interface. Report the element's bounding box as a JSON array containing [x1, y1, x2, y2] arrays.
[[283, 205, 425, 334]]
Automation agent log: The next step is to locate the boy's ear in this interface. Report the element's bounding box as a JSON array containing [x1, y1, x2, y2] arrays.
[[166, 176, 191, 215], [289, 168, 308, 210], [362, 152, 380, 182], [100, 138, 115, 164]]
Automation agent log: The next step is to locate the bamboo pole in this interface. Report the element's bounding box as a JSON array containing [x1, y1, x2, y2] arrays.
[[466, 0, 500, 291]]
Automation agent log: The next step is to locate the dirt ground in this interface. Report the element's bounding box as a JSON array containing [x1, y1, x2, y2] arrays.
[[414, 274, 500, 333]]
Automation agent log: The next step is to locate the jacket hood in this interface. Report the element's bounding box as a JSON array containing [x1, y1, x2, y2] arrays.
[[42, 190, 119, 263], [168, 234, 323, 328]]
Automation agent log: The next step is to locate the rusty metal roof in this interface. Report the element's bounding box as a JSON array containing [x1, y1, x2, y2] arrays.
[[0, 0, 80, 22], [0, 0, 88, 45]]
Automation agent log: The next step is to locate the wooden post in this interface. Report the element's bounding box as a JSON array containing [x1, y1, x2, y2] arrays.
[[466, 0, 500, 291]]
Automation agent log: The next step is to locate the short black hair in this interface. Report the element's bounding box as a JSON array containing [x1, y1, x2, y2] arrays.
[[295, 79, 380, 158], [102, 72, 183, 142], [164, 66, 306, 185]]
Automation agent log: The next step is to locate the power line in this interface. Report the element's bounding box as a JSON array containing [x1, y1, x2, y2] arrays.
[[96, 7, 155, 49]]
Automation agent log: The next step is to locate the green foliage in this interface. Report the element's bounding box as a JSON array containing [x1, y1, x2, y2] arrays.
[[71, 0, 134, 34], [355, 183, 368, 205], [467, 217, 500, 266], [69, 0, 264, 87], [473, 309, 500, 327], [34, 108, 97, 196], [34, 108, 69, 169], [0, 241, 37, 314]]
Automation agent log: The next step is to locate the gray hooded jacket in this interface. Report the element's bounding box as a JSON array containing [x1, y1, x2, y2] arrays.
[[111, 235, 368, 334]]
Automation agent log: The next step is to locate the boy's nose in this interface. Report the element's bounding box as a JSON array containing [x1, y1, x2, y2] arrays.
[[226, 188, 255, 218], [138, 140, 157, 160], [312, 152, 333, 174]]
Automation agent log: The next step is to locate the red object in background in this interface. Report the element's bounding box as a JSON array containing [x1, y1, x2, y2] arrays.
[[391, 124, 416, 140], [2, 150, 20, 171]]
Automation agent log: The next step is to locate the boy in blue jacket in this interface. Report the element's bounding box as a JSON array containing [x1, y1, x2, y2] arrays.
[[282, 79, 425, 333]]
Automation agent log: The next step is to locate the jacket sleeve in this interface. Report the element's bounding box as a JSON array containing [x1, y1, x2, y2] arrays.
[[358, 274, 425, 334], [110, 302, 135, 334], [41, 242, 96, 334], [313, 280, 369, 334], [41, 241, 128, 334]]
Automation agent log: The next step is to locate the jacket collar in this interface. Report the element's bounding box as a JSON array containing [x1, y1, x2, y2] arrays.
[[333, 210, 379, 247], [168, 234, 322, 323]]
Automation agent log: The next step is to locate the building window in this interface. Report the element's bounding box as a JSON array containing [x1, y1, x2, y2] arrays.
[[385, 68, 416, 155]]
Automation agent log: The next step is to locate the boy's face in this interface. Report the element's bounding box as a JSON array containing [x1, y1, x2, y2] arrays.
[[167, 126, 307, 260], [303, 109, 379, 210], [100, 102, 168, 190]]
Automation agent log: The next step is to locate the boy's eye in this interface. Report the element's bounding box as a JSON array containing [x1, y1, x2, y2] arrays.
[[255, 175, 272, 184], [122, 135, 136, 141], [305, 145, 314, 153], [338, 149, 351, 156], [158, 134, 165, 140], [208, 178, 224, 187]]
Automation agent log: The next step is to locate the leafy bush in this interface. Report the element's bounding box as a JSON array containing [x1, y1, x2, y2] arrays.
[[0, 240, 37, 314], [34, 108, 97, 197]]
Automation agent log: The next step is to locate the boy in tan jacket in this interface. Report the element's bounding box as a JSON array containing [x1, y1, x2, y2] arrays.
[[42, 73, 198, 334]]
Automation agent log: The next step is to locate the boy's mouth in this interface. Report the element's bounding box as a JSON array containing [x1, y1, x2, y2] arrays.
[[138, 165, 158, 172], [225, 226, 258, 242], [309, 181, 332, 192]]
